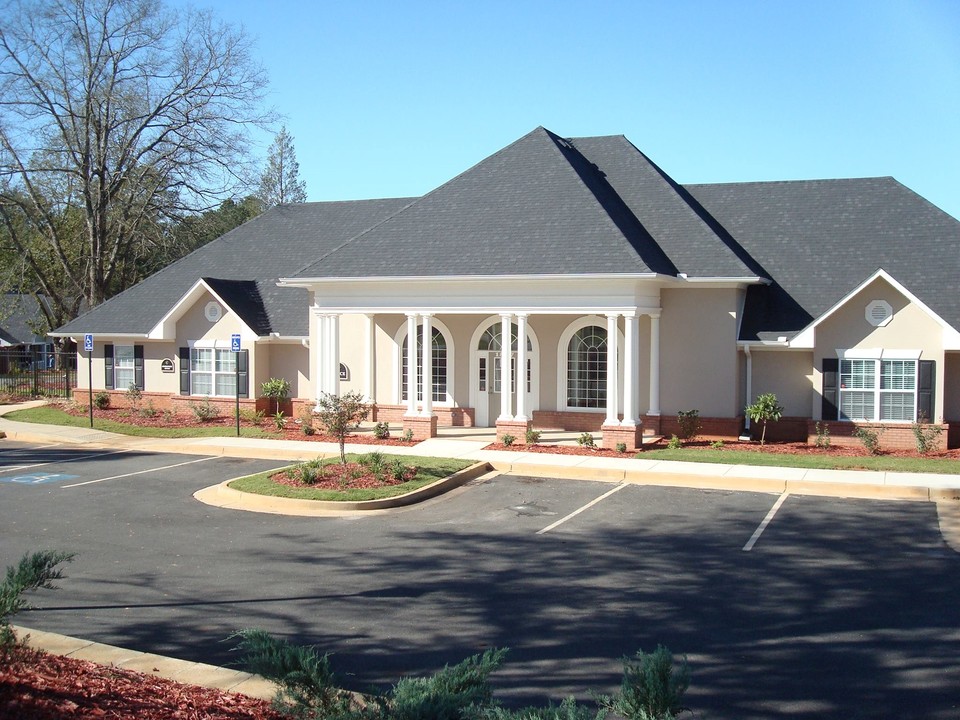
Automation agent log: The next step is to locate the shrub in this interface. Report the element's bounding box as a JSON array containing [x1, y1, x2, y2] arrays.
[[676, 409, 700, 442], [189, 396, 221, 421], [477, 697, 598, 720], [1, 550, 75, 649], [854, 426, 882, 455], [525, 429, 541, 445], [139, 400, 157, 418], [710, 440, 724, 449], [260, 377, 291, 415], [403, 428, 414, 442], [912, 414, 943, 455], [274, 410, 286, 431], [161, 408, 176, 423], [745, 393, 784, 446], [125, 383, 142, 412], [239, 407, 266, 426], [231, 628, 349, 719], [597, 645, 690, 720], [577, 432, 595, 448], [315, 391, 368, 464], [93, 390, 110, 409], [616, 442, 627, 454], [501, 433, 516, 447], [392, 458, 410, 482], [667, 434, 682, 450], [374, 421, 391, 440], [814, 421, 830, 449]]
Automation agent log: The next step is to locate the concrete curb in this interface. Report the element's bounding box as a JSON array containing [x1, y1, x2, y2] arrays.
[[11, 625, 279, 701], [194, 461, 496, 516]]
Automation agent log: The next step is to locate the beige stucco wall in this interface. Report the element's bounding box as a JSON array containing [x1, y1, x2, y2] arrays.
[[812, 276, 945, 420], [660, 288, 741, 416], [750, 350, 815, 416]]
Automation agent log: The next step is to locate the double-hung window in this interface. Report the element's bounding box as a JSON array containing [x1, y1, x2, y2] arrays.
[[839, 358, 917, 422], [104, 344, 143, 391], [190, 348, 236, 397]]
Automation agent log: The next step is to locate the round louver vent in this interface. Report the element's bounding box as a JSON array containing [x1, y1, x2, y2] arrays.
[[865, 300, 892, 327]]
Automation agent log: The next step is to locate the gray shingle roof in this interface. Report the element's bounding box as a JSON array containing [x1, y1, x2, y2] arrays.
[[55, 199, 412, 337], [293, 127, 678, 279], [685, 177, 960, 341], [1, 294, 50, 345]]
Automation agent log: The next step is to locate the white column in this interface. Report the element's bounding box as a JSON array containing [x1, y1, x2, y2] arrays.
[[649, 312, 661, 416], [515, 313, 528, 421], [330, 314, 340, 397], [605, 313, 619, 426], [405, 313, 418, 416], [498, 313, 513, 422], [321, 314, 333, 396], [313, 310, 325, 406], [421, 313, 433, 417], [622, 312, 638, 426], [365, 314, 376, 402]]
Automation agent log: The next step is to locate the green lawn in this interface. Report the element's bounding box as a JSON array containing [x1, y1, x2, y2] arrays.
[[229, 455, 474, 501], [641, 447, 960, 474], [5, 405, 274, 439]]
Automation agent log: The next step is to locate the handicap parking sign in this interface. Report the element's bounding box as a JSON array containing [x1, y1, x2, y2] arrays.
[[231, 334, 241, 352], [84, 334, 93, 352]]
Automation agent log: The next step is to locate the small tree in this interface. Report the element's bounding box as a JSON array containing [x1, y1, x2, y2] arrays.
[[260, 377, 291, 415], [745, 393, 784, 446], [315, 391, 368, 464]]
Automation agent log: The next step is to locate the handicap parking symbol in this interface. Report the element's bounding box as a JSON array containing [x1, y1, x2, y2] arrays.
[[2, 473, 79, 485]]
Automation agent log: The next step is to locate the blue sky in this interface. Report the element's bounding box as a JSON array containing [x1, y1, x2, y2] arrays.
[[198, 0, 960, 219]]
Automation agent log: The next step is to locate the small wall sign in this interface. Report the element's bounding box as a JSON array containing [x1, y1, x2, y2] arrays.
[[161, 358, 175, 373], [339, 363, 349, 381]]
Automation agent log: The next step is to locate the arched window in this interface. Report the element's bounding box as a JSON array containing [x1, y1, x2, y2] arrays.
[[402, 327, 447, 403], [567, 325, 607, 408], [477, 323, 533, 394]]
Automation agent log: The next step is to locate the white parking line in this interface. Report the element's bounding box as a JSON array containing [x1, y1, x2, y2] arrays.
[[537, 483, 628, 535], [61, 456, 217, 488], [0, 449, 130, 475], [743, 492, 790, 551]]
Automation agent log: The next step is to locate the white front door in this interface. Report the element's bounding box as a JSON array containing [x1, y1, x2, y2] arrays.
[[473, 320, 538, 427]]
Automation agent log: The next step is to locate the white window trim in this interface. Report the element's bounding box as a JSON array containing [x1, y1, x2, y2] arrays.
[[838, 355, 919, 423], [556, 316, 625, 413], [114, 344, 135, 391], [190, 347, 237, 398], [391, 317, 455, 406], [468, 315, 541, 425]]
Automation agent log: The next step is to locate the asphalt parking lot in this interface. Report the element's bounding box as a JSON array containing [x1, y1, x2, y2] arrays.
[[2, 439, 959, 719]]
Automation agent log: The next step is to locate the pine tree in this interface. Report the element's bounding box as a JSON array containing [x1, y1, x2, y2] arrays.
[[259, 127, 308, 207]]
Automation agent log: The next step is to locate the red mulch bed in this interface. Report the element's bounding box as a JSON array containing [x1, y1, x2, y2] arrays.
[[270, 459, 417, 491], [484, 439, 960, 460], [0, 647, 282, 720]]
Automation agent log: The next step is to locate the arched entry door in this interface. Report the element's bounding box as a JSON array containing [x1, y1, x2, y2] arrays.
[[472, 320, 538, 427]]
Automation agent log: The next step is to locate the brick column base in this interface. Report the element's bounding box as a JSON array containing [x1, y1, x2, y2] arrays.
[[496, 419, 532, 444], [602, 423, 643, 452], [403, 415, 438, 441]]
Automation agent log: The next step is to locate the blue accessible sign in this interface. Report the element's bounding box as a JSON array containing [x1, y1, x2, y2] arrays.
[[231, 333, 241, 352], [84, 333, 93, 352]]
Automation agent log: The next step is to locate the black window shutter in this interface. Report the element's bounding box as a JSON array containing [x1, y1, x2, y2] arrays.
[[104, 344, 114, 390], [917, 360, 935, 422], [134, 345, 144, 390], [237, 349, 249, 398], [822, 358, 839, 421], [179, 347, 190, 395]]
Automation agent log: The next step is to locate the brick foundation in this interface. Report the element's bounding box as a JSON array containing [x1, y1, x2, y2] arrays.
[[402, 414, 438, 440], [807, 420, 951, 452], [373, 404, 474, 427], [601, 423, 643, 452], [495, 418, 532, 444]]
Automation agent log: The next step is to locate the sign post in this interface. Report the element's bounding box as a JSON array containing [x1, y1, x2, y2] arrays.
[[232, 334, 241, 437], [84, 334, 94, 428]]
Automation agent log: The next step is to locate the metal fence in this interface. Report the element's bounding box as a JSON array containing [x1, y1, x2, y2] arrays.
[[0, 346, 76, 399]]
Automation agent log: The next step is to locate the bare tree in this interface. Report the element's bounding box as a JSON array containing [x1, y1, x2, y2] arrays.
[[258, 126, 307, 207], [0, 0, 273, 331]]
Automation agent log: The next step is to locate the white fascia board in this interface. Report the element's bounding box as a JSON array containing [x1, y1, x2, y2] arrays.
[[674, 276, 770, 286], [146, 279, 259, 341], [737, 340, 795, 350], [49, 331, 148, 339], [279, 272, 666, 287], [790, 268, 960, 350]]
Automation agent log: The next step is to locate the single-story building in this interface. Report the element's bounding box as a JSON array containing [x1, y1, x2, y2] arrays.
[[53, 127, 960, 450]]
